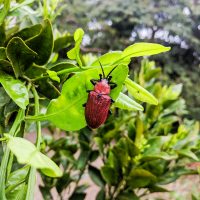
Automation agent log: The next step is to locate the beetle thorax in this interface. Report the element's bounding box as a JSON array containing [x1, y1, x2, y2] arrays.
[[94, 79, 110, 94]]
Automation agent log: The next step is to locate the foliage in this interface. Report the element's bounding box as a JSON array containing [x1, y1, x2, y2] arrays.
[[62, 0, 200, 120], [39, 59, 200, 199], [0, 1, 199, 200]]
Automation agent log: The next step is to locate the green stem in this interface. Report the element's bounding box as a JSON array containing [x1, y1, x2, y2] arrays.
[[0, 109, 25, 200], [0, 0, 11, 25], [26, 86, 41, 200], [31, 63, 112, 82], [31, 67, 84, 82], [43, 0, 48, 19], [111, 179, 126, 199]]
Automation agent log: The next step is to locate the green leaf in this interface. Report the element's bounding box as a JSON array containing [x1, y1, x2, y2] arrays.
[[77, 150, 90, 170], [49, 62, 78, 82], [0, 24, 6, 46], [0, 0, 10, 25], [96, 189, 105, 200], [6, 183, 27, 200], [56, 173, 71, 193], [8, 24, 42, 41], [26, 19, 53, 65], [27, 64, 128, 131], [69, 193, 86, 200], [67, 28, 84, 66], [157, 167, 195, 185], [94, 137, 104, 154], [0, 59, 12, 73], [6, 166, 29, 194], [141, 136, 177, 161], [177, 149, 199, 161], [6, 136, 63, 177], [0, 47, 6, 59], [107, 150, 120, 172], [6, 37, 37, 78], [121, 43, 171, 60], [53, 34, 74, 52], [47, 70, 60, 83], [117, 191, 139, 200], [100, 166, 118, 185], [149, 185, 169, 193], [49, 61, 78, 71], [144, 68, 161, 81], [114, 92, 143, 111], [0, 87, 10, 107], [88, 165, 105, 187], [126, 168, 157, 188], [125, 78, 158, 105], [89, 150, 99, 162], [91, 51, 123, 66], [0, 71, 29, 109]]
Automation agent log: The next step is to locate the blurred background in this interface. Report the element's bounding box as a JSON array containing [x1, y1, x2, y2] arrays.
[[57, 0, 200, 120]]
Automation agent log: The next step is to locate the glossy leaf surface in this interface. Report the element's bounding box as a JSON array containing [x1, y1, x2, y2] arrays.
[[6, 37, 37, 78], [125, 78, 158, 105], [7, 136, 63, 177], [26, 19, 53, 65], [67, 28, 84, 66], [114, 92, 143, 111], [47, 70, 60, 83], [121, 43, 170, 60], [0, 71, 29, 109]]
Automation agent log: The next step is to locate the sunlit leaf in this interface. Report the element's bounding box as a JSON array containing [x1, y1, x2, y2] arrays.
[[6, 136, 63, 177], [6, 166, 29, 196], [125, 77, 158, 105], [0, 71, 29, 109], [6, 183, 27, 200], [47, 70, 60, 83], [91, 51, 123, 66], [114, 92, 143, 111], [121, 43, 170, 60], [67, 28, 84, 67]]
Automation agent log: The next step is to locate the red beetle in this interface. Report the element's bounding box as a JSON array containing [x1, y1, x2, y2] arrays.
[[84, 62, 117, 129]]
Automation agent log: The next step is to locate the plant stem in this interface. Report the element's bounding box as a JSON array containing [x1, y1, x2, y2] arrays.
[[31, 64, 112, 82], [0, 109, 25, 200], [26, 86, 41, 200]]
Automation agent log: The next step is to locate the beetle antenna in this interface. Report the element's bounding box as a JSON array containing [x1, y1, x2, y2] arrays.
[[106, 65, 119, 79], [98, 59, 105, 79]]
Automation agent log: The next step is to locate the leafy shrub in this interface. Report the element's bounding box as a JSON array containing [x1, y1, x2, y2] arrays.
[[39, 58, 199, 199], [0, 1, 199, 200]]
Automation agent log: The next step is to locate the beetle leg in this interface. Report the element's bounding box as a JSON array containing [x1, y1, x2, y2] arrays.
[[110, 82, 117, 89], [99, 74, 103, 80], [86, 90, 92, 93], [90, 79, 98, 85], [109, 110, 112, 115], [111, 99, 115, 103], [108, 76, 112, 82], [82, 103, 86, 107]]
